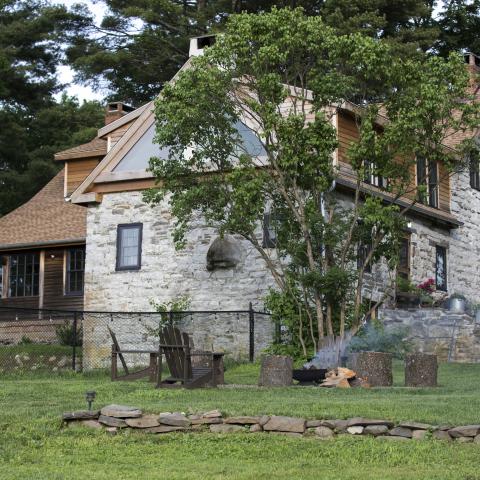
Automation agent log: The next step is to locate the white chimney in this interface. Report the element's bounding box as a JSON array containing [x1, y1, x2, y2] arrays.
[[189, 34, 216, 57]]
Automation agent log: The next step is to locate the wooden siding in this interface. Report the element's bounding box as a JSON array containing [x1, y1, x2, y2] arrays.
[[336, 111, 451, 214], [0, 248, 83, 314], [42, 249, 83, 311], [66, 158, 101, 195]]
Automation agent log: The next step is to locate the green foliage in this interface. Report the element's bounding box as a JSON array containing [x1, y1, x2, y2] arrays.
[[0, 2, 103, 216], [347, 323, 413, 359], [396, 276, 419, 294], [147, 8, 479, 358], [55, 322, 82, 347], [144, 295, 191, 337], [18, 336, 33, 345]]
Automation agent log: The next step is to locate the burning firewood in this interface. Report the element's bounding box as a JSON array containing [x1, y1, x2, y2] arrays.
[[319, 367, 370, 388]]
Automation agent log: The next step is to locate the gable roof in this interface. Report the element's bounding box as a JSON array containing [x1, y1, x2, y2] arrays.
[[0, 170, 86, 251], [70, 57, 195, 204], [54, 138, 107, 161]]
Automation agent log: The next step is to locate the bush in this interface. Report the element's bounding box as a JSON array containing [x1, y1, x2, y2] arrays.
[[347, 323, 412, 359], [55, 323, 82, 347], [19, 336, 33, 345]]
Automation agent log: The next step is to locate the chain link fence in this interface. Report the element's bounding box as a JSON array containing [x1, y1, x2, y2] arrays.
[[0, 306, 274, 375]]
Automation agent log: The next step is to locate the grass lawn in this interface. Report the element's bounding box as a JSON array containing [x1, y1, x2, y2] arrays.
[[1, 361, 480, 479]]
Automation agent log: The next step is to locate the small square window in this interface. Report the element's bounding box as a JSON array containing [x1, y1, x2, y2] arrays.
[[116, 224, 143, 271]]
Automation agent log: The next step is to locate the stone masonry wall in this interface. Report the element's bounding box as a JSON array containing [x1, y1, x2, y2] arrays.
[[380, 308, 480, 362], [83, 191, 275, 368]]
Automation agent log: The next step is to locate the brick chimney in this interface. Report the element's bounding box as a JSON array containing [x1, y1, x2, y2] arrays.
[[464, 52, 480, 98], [104, 101, 135, 126], [189, 34, 216, 57]]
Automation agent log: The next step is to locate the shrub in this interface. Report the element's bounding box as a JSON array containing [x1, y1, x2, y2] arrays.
[[347, 323, 412, 359], [19, 336, 33, 345], [55, 323, 82, 347]]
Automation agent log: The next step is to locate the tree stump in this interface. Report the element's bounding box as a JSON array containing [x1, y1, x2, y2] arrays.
[[258, 355, 293, 387], [404, 353, 437, 387], [349, 352, 393, 387]]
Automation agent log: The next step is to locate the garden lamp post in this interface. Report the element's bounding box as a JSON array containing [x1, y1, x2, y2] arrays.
[[85, 391, 96, 411]]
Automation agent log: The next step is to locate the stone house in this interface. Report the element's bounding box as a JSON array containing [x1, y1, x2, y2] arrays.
[[1, 37, 479, 362]]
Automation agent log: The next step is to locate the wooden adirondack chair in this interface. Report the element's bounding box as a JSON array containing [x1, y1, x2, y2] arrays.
[[156, 325, 224, 389], [108, 326, 159, 382]]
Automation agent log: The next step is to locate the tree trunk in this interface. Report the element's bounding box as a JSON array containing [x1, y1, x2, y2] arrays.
[[405, 353, 437, 387], [258, 355, 293, 387], [349, 352, 393, 387]]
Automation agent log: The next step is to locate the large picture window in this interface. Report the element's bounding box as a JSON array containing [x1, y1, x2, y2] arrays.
[[66, 248, 85, 295], [416, 156, 439, 208], [8, 253, 40, 297], [116, 223, 143, 271], [435, 245, 447, 292]]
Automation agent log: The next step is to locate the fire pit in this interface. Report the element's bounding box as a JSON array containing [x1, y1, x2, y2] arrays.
[[292, 368, 327, 385]]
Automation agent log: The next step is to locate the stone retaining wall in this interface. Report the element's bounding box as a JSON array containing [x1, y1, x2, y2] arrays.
[[380, 308, 480, 362], [63, 405, 480, 443]]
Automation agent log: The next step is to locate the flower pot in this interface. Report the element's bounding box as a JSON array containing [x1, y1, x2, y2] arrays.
[[449, 298, 466, 314]]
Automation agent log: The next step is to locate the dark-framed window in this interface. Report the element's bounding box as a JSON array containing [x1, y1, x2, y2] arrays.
[[116, 223, 143, 271], [397, 236, 411, 280], [416, 156, 438, 208], [469, 148, 480, 191], [8, 253, 40, 297], [357, 241, 372, 273], [363, 159, 385, 189], [435, 245, 447, 291], [262, 212, 277, 248], [66, 248, 85, 295]]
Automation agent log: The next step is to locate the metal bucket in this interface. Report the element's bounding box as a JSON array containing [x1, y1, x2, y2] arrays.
[[449, 298, 467, 314]]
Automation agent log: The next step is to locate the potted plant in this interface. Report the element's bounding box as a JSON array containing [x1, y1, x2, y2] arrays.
[[449, 293, 467, 313], [417, 278, 435, 307], [395, 276, 421, 308]]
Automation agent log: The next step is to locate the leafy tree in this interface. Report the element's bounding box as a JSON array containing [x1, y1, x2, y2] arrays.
[[321, 0, 439, 55], [67, 0, 318, 105], [437, 0, 480, 56], [146, 8, 479, 357], [0, 96, 104, 215], [0, 1, 102, 215]]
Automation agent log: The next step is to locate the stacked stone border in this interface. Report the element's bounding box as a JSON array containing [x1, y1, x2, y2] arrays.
[[63, 404, 480, 443]]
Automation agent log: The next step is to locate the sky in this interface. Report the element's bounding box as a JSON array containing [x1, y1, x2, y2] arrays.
[[54, 0, 107, 102]]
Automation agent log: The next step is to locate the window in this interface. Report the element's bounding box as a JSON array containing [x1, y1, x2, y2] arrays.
[[116, 224, 143, 270], [262, 213, 277, 248], [469, 148, 480, 190], [363, 159, 385, 189], [397, 236, 410, 279], [8, 253, 40, 297], [416, 156, 438, 208], [66, 248, 85, 295], [435, 245, 447, 291], [357, 241, 372, 273]]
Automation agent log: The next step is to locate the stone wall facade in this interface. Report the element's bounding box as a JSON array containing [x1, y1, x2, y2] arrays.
[[380, 308, 480, 362], [83, 191, 276, 367]]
